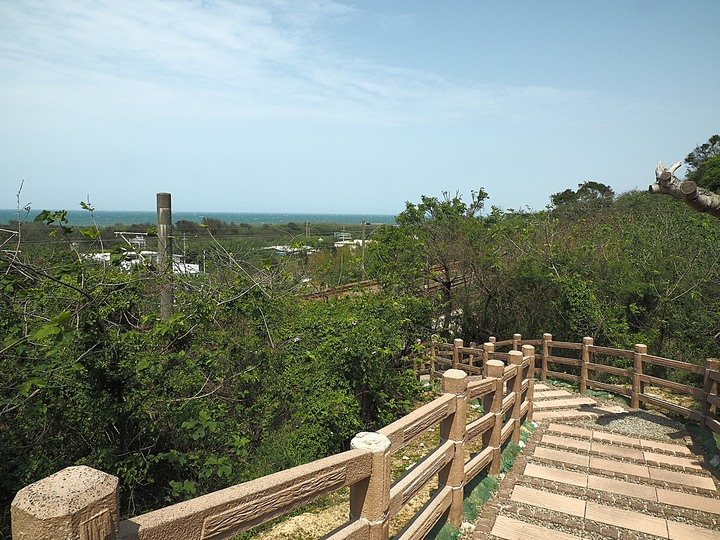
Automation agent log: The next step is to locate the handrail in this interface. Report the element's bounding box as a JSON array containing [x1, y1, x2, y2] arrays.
[[428, 334, 718, 440], [534, 333, 720, 439], [13, 333, 717, 540], [11, 344, 536, 540]]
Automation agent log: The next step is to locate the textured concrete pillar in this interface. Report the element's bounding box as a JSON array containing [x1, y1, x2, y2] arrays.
[[541, 333, 552, 382], [522, 344, 536, 422], [482, 342, 495, 372], [439, 369, 468, 526], [512, 333, 522, 351], [350, 432, 391, 539], [11, 465, 119, 540], [452, 339, 463, 369], [632, 344, 647, 409], [702, 358, 720, 420], [522, 344, 536, 381], [581, 337, 593, 394], [483, 359, 505, 476], [508, 351, 523, 444]]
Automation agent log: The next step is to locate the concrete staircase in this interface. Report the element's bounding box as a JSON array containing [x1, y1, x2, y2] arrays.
[[533, 383, 628, 421], [473, 382, 720, 539]]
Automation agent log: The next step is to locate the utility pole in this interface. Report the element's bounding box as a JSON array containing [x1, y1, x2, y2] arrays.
[[361, 220, 367, 280], [157, 192, 173, 320]]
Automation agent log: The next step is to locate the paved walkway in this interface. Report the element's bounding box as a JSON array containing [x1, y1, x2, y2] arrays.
[[475, 384, 720, 539]]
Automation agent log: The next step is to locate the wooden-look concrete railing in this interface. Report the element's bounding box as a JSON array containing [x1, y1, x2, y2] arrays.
[[529, 333, 719, 438], [11, 347, 535, 540], [428, 333, 719, 439]]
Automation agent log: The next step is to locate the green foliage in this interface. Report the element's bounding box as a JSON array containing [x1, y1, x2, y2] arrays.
[[551, 181, 615, 209], [0, 208, 433, 536], [4, 161, 720, 537], [688, 154, 720, 192], [380, 190, 488, 337], [685, 134, 720, 175]]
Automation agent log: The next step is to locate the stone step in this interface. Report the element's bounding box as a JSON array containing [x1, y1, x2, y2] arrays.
[[523, 462, 718, 502], [533, 404, 626, 421], [507, 484, 720, 539], [546, 423, 693, 456], [533, 397, 597, 410], [533, 389, 574, 399], [490, 515, 581, 540], [528, 441, 716, 491]]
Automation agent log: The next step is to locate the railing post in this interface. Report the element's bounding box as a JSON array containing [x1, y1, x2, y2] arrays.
[[468, 342, 477, 367], [522, 344, 536, 423], [12, 466, 119, 540], [512, 333, 522, 350], [541, 333, 552, 383], [581, 337, 593, 394], [508, 350, 523, 444], [483, 360, 505, 476], [489, 336, 496, 344], [452, 338, 463, 369], [632, 344, 647, 409], [350, 432, 392, 539], [439, 369, 468, 527], [482, 341, 495, 372], [702, 358, 720, 423]]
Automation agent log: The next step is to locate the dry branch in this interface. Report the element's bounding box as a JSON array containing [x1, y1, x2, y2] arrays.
[[649, 161, 720, 218]]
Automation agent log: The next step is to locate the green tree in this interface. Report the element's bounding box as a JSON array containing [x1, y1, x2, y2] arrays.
[[687, 154, 720, 193], [391, 190, 488, 336], [551, 181, 615, 210]]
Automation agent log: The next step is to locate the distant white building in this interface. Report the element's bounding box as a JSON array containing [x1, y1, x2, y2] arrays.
[[83, 250, 201, 275], [334, 239, 372, 249]]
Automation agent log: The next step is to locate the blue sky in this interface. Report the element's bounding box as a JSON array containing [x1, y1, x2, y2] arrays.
[[1, 1, 719, 214]]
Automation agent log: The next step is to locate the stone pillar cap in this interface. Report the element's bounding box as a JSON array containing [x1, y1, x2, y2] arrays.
[[444, 368, 467, 380], [12, 465, 118, 518], [351, 432, 391, 452]]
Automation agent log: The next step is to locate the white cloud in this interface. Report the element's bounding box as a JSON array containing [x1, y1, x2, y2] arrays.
[[0, 0, 601, 126]]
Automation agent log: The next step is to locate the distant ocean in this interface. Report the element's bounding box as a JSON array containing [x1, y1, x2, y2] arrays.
[[0, 209, 396, 227]]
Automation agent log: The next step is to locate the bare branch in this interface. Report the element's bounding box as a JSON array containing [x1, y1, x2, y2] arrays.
[[649, 161, 720, 218]]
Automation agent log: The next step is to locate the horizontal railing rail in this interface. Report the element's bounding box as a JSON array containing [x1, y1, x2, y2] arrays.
[[531, 333, 719, 437], [424, 333, 718, 440], [12, 343, 535, 540], [14, 331, 716, 540]]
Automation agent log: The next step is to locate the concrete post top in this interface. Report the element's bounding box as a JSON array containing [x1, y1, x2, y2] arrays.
[[521, 344, 535, 353], [444, 368, 468, 380], [583, 336, 594, 344], [635, 343, 648, 353], [543, 333, 552, 339], [508, 350, 522, 363], [443, 368, 468, 393], [12, 465, 118, 518], [485, 359, 505, 378], [351, 432, 391, 453]]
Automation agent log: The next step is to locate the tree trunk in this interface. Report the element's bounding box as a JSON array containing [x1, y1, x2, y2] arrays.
[[649, 161, 720, 218]]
